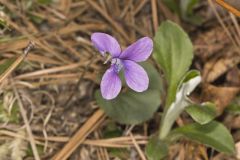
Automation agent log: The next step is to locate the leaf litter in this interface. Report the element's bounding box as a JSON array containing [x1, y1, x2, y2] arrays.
[[0, 0, 239, 159]]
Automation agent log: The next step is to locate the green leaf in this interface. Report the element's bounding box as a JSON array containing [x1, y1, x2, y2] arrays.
[[168, 121, 235, 154], [0, 101, 20, 123], [0, 18, 7, 28], [180, 0, 203, 25], [95, 62, 162, 124], [102, 122, 129, 159], [180, 0, 199, 15], [225, 96, 240, 114], [162, 0, 202, 25], [181, 70, 200, 84], [146, 137, 168, 160], [186, 102, 217, 125], [37, 0, 52, 5], [163, 0, 180, 14], [102, 122, 122, 138], [28, 13, 44, 24], [226, 104, 240, 114], [26, 145, 44, 157], [153, 21, 193, 107]]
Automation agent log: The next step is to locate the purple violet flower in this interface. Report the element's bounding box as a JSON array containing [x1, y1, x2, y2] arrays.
[[91, 32, 153, 100]]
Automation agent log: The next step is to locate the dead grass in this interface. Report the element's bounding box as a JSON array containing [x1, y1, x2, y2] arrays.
[[0, 0, 239, 159]]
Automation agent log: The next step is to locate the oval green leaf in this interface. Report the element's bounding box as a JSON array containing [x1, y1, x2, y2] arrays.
[[95, 62, 162, 124], [226, 104, 240, 114], [168, 121, 235, 154], [146, 137, 168, 160], [153, 21, 193, 106], [186, 102, 217, 125], [225, 97, 240, 114], [180, 0, 203, 25]]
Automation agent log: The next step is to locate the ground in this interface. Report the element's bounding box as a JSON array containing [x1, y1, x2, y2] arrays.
[[0, 0, 240, 160]]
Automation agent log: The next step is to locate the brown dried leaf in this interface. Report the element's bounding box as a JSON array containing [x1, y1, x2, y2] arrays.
[[224, 0, 240, 10], [226, 67, 240, 86], [202, 55, 240, 83], [202, 84, 240, 114], [58, 0, 72, 15], [0, 39, 29, 52], [194, 27, 230, 61]]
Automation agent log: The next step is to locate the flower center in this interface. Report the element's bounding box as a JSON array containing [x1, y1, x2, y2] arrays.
[[111, 58, 123, 73]]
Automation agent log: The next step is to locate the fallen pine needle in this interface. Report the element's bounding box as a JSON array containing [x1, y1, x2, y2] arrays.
[[0, 41, 34, 84], [53, 109, 105, 160], [215, 0, 240, 17], [12, 80, 40, 160]]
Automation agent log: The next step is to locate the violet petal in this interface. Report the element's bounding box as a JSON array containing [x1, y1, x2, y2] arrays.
[[120, 37, 153, 62], [101, 66, 122, 100], [91, 32, 121, 57], [123, 60, 149, 92]]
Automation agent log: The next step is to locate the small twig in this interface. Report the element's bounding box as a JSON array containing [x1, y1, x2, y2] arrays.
[[53, 109, 105, 160], [87, 0, 129, 42], [0, 41, 34, 84], [8, 41, 39, 159], [130, 133, 147, 160], [208, 0, 239, 49], [229, 13, 240, 47], [124, 125, 135, 135], [151, 0, 158, 33], [11, 81, 40, 160], [0, 129, 148, 147], [134, 0, 148, 16], [215, 0, 240, 17], [63, 54, 96, 107]]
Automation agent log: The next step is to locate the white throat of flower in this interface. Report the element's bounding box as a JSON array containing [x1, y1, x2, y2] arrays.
[[111, 58, 123, 73], [103, 53, 123, 73]]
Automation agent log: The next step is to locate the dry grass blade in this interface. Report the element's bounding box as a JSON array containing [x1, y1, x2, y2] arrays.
[[94, 131, 110, 160], [87, 0, 129, 42], [130, 133, 147, 160], [14, 63, 83, 80], [208, 0, 239, 49], [0, 41, 34, 84], [12, 81, 40, 160], [203, 54, 240, 82], [134, 0, 148, 16], [215, 0, 240, 17], [151, 0, 158, 33], [230, 13, 240, 44], [64, 55, 96, 107], [2, 0, 239, 159], [9, 129, 28, 160], [53, 109, 105, 160], [0, 129, 148, 148]]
